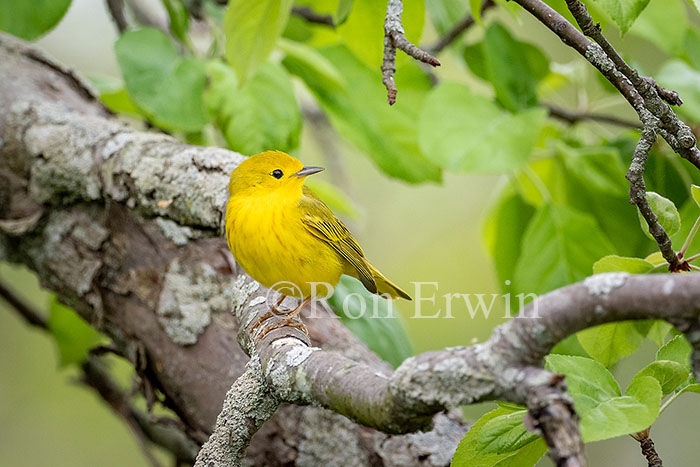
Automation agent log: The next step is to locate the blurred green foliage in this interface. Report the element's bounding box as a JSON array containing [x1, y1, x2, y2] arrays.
[[3, 0, 700, 465]]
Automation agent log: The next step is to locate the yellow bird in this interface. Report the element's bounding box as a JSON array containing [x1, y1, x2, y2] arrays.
[[225, 151, 411, 318]]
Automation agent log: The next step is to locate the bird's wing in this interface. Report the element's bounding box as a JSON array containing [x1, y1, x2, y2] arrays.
[[299, 186, 377, 293]]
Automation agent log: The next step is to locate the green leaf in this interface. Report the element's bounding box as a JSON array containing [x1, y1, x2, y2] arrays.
[[513, 204, 615, 295], [470, 0, 484, 24], [559, 145, 628, 197], [205, 61, 301, 154], [162, 0, 190, 43], [692, 185, 700, 207], [628, 0, 687, 55], [657, 334, 692, 370], [546, 355, 662, 442], [657, 60, 700, 123], [115, 28, 208, 132], [637, 192, 681, 239], [338, 0, 424, 68], [481, 22, 549, 111], [419, 83, 547, 173], [278, 38, 344, 91], [678, 382, 700, 395], [0, 0, 71, 40], [483, 186, 536, 289], [684, 29, 700, 70], [593, 255, 653, 274], [286, 44, 441, 183], [577, 322, 644, 367], [223, 0, 293, 83], [477, 410, 539, 454], [335, 0, 354, 25], [426, 0, 468, 35], [89, 75, 143, 118], [636, 360, 689, 395], [687, 0, 700, 15], [48, 298, 104, 367], [452, 407, 547, 467], [637, 320, 672, 346], [327, 275, 412, 367], [586, 0, 651, 34]]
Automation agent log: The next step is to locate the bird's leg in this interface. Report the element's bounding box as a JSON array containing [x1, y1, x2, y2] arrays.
[[255, 297, 311, 341]]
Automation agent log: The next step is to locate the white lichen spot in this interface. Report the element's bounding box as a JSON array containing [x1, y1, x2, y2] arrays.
[[663, 279, 675, 296], [156, 260, 239, 345], [584, 272, 628, 298], [285, 346, 316, 367], [155, 217, 198, 246], [249, 296, 267, 308], [230, 275, 259, 317], [594, 304, 605, 315]]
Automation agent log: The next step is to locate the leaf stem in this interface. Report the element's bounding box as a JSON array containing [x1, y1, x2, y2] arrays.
[[522, 165, 552, 203], [680, 215, 700, 257]]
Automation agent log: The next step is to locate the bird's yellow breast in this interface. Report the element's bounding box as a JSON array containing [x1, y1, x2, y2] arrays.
[[225, 191, 345, 298]]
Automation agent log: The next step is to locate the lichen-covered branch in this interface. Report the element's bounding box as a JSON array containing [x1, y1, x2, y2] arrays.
[[194, 356, 279, 467], [0, 32, 465, 465], [382, 0, 440, 104]]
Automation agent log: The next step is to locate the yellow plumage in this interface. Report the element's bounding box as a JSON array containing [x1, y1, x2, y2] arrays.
[[225, 151, 411, 301]]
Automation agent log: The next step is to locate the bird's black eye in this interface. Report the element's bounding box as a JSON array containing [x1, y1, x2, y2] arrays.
[[271, 169, 284, 179]]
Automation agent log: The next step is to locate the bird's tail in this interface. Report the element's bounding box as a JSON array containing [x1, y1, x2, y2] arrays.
[[368, 264, 412, 300]]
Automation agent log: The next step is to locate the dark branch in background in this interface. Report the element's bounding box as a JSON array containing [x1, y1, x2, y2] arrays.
[[632, 429, 664, 467], [382, 0, 440, 105], [0, 279, 198, 465], [105, 0, 128, 33], [546, 104, 641, 129], [427, 0, 495, 54], [291, 6, 334, 27]]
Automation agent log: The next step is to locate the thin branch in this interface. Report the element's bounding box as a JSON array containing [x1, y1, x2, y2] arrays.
[[291, 6, 334, 27], [626, 127, 686, 271], [105, 0, 128, 33], [632, 429, 664, 467], [0, 279, 48, 329], [194, 355, 279, 467], [427, 0, 496, 54], [382, 0, 440, 105], [546, 103, 641, 129]]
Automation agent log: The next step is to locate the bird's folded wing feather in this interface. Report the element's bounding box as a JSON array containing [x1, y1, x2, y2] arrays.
[[299, 187, 377, 293]]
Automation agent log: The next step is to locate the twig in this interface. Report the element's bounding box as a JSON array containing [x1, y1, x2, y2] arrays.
[[632, 429, 664, 467], [193, 355, 279, 467], [546, 104, 641, 129], [525, 375, 585, 467], [427, 0, 496, 54], [105, 0, 128, 33], [0, 279, 48, 329], [382, 0, 440, 105], [626, 127, 686, 271], [291, 6, 334, 27]]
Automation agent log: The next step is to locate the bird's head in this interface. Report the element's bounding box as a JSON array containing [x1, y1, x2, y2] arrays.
[[228, 151, 324, 196]]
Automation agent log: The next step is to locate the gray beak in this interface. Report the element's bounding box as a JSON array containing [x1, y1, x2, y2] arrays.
[[293, 166, 325, 177]]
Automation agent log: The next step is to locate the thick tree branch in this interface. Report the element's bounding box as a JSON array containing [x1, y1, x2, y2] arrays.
[[382, 0, 440, 105], [0, 32, 465, 465]]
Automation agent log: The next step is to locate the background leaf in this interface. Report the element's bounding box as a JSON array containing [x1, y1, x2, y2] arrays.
[[327, 275, 413, 367], [513, 204, 615, 295], [223, 0, 293, 83], [115, 28, 208, 132], [592, 255, 653, 274], [586, 0, 651, 34], [0, 0, 71, 40], [419, 83, 546, 173], [476, 410, 539, 454], [48, 298, 104, 367], [577, 322, 644, 367]]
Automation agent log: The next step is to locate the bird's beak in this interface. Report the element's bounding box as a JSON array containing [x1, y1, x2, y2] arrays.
[[293, 166, 325, 178]]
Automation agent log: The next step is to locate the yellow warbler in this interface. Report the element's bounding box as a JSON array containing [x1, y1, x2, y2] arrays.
[[225, 151, 411, 315]]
